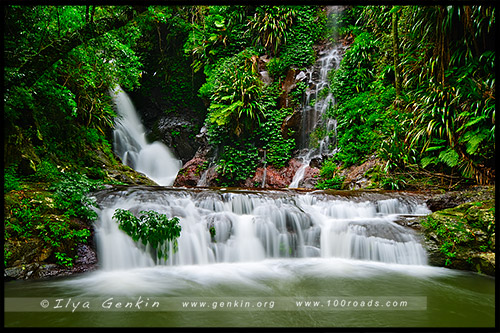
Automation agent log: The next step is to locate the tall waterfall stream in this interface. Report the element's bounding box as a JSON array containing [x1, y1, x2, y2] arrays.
[[289, 42, 344, 188], [111, 86, 181, 186]]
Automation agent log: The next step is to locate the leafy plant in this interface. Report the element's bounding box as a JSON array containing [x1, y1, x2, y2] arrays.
[[113, 209, 182, 260], [55, 251, 75, 267], [317, 175, 345, 190], [5, 189, 92, 268], [217, 142, 259, 186], [50, 172, 104, 221], [4, 164, 21, 193], [247, 6, 297, 56]]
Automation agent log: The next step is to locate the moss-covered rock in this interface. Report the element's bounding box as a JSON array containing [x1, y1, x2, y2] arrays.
[[3, 183, 99, 280], [420, 198, 495, 276]]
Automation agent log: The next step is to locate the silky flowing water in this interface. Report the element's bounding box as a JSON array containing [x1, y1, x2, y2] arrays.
[[290, 42, 343, 188], [111, 86, 181, 186], [4, 187, 495, 328]]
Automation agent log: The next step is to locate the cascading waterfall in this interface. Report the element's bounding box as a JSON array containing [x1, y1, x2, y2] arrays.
[[93, 188, 430, 271], [290, 44, 344, 188], [111, 86, 182, 186]]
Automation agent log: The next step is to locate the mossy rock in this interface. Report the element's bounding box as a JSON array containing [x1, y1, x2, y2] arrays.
[[420, 198, 495, 276]]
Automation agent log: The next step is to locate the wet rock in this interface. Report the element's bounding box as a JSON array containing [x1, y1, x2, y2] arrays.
[[245, 166, 290, 188], [243, 158, 320, 189], [4, 243, 98, 280], [173, 157, 208, 187], [281, 110, 302, 140], [300, 167, 321, 189], [295, 71, 308, 82], [279, 68, 299, 109], [341, 156, 382, 189], [155, 116, 199, 164]]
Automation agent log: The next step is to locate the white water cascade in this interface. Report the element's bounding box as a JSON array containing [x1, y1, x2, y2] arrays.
[[93, 188, 430, 271], [289, 44, 344, 188], [111, 86, 182, 186]]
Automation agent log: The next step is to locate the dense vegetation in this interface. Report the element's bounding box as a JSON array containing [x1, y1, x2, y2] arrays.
[[318, 6, 495, 189], [3, 5, 496, 272], [186, 6, 326, 185]]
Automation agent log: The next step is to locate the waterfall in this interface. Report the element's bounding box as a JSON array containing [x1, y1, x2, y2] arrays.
[[290, 43, 344, 188], [93, 188, 430, 271], [111, 86, 182, 186]]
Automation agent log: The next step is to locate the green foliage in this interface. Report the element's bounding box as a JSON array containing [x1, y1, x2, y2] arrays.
[[50, 172, 104, 221], [4, 164, 21, 193], [217, 143, 260, 186], [256, 99, 295, 168], [184, 6, 252, 72], [330, 32, 380, 104], [266, 6, 325, 78], [203, 48, 264, 138], [317, 175, 345, 190], [30, 160, 62, 182], [209, 226, 217, 242], [196, 7, 325, 186], [247, 6, 298, 57], [136, 6, 206, 115], [4, 188, 91, 268], [322, 5, 495, 188], [317, 28, 395, 174], [316, 159, 344, 189], [55, 252, 75, 267], [113, 209, 181, 260], [393, 6, 494, 184], [4, 5, 145, 183], [328, 86, 395, 167]]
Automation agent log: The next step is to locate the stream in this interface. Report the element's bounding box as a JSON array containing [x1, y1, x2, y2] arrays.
[[4, 187, 495, 327]]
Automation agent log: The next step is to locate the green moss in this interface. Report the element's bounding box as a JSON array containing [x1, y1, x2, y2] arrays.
[[421, 199, 495, 274]]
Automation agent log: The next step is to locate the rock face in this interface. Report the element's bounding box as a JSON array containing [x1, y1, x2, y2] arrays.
[[128, 88, 204, 164], [173, 157, 209, 187], [340, 156, 382, 189], [174, 154, 321, 189], [281, 110, 302, 140], [4, 236, 98, 281]]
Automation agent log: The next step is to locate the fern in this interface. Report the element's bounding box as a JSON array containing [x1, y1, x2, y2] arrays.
[[421, 156, 437, 168], [460, 130, 488, 155], [438, 148, 460, 167]]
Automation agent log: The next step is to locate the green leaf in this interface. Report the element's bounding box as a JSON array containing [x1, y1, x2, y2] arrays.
[[438, 148, 460, 167], [421, 156, 437, 168]]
